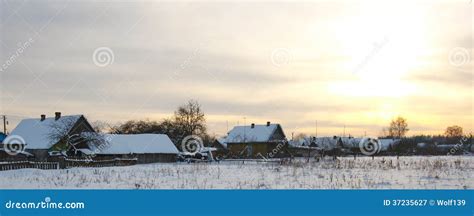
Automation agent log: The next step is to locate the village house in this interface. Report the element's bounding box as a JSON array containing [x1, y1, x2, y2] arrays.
[[0, 132, 6, 143], [0, 132, 9, 159], [3, 112, 95, 161], [210, 138, 228, 158], [92, 134, 179, 163], [224, 122, 287, 158], [289, 136, 401, 156]]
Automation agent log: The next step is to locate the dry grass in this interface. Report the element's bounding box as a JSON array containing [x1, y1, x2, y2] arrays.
[[0, 156, 472, 189]]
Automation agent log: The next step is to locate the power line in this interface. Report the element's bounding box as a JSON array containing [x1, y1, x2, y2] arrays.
[[0, 114, 34, 119], [0, 114, 37, 135]]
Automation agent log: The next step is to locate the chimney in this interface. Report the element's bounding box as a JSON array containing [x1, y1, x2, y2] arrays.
[[251, 123, 255, 128], [266, 121, 270, 126], [54, 112, 61, 120], [40, 114, 46, 121]]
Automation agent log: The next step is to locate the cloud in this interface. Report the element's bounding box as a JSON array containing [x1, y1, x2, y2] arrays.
[[1, 0, 472, 136]]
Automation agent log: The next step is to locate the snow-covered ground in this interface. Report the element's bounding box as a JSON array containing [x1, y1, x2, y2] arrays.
[[0, 156, 472, 189]]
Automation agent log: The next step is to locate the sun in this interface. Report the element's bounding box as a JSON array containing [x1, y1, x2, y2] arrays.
[[328, 1, 428, 98]]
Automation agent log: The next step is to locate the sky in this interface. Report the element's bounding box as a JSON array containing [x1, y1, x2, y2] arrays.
[[0, 0, 472, 138]]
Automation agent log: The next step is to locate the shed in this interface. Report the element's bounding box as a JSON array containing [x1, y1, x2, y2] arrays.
[[92, 134, 179, 163]]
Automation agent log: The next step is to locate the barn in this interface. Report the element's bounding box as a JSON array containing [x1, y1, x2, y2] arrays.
[[92, 134, 179, 163], [3, 112, 95, 161], [225, 122, 287, 158]]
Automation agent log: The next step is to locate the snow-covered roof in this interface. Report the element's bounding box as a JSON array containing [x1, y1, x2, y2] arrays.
[[290, 136, 366, 150], [290, 136, 398, 151], [378, 139, 400, 151], [0, 148, 34, 156], [8, 115, 83, 149], [225, 124, 283, 143], [316, 137, 340, 146], [201, 147, 218, 152], [76, 148, 94, 155], [95, 134, 179, 155], [340, 137, 362, 148], [289, 137, 314, 147]]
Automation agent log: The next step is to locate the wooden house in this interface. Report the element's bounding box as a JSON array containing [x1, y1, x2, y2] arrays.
[[225, 122, 287, 158], [4, 112, 95, 161], [210, 138, 228, 158]]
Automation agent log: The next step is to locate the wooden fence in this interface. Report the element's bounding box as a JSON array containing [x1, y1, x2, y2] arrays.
[[0, 161, 59, 171], [63, 158, 137, 168], [0, 158, 138, 171]]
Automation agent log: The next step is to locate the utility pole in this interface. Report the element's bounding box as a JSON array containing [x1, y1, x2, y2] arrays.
[[2, 115, 6, 134], [315, 120, 318, 138], [243, 117, 250, 158], [243, 117, 246, 142]]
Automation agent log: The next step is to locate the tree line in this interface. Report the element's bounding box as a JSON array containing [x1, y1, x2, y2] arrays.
[[380, 116, 465, 139], [379, 116, 471, 154], [92, 101, 469, 153], [96, 100, 213, 150]]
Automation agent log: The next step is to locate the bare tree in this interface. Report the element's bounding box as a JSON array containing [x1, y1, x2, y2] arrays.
[[110, 120, 162, 134], [379, 127, 389, 138], [90, 120, 110, 133], [445, 125, 463, 138], [47, 117, 79, 147], [173, 100, 207, 139], [109, 100, 208, 149], [293, 133, 308, 141], [47, 117, 104, 154], [388, 116, 409, 138]]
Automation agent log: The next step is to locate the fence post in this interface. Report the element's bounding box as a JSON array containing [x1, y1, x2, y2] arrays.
[[59, 158, 65, 169]]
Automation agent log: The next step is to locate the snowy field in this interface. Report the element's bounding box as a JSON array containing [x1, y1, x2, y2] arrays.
[[0, 156, 472, 189]]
